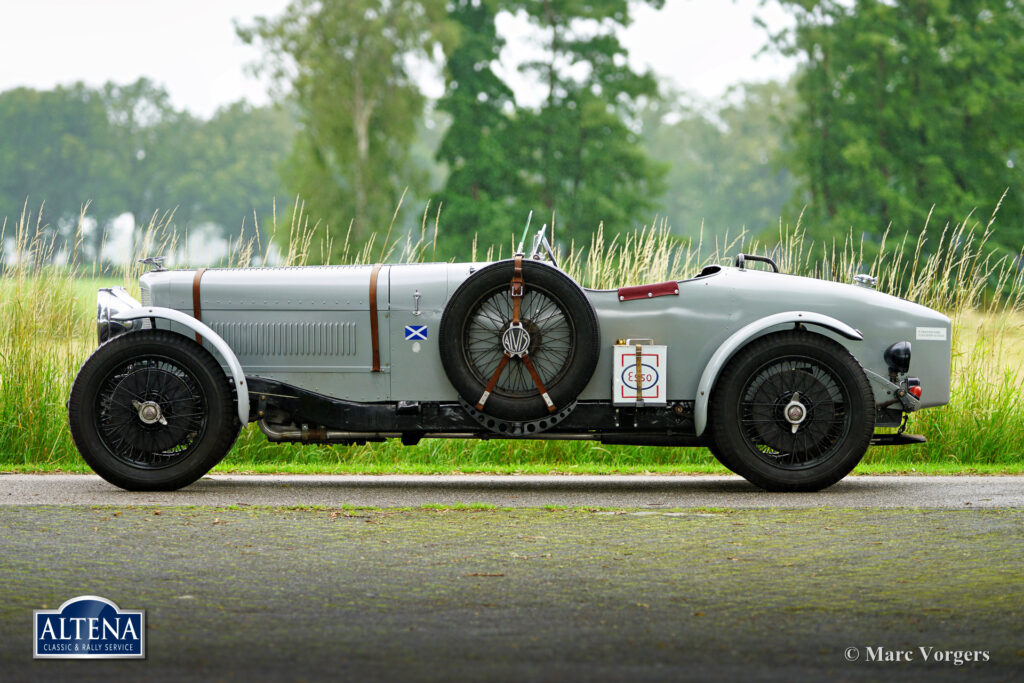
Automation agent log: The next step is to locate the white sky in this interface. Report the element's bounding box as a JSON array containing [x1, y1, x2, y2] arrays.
[[0, 0, 795, 118]]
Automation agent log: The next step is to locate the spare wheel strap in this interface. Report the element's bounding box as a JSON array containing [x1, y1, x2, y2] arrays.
[[511, 254, 524, 323], [476, 256, 559, 414], [369, 264, 382, 372], [522, 354, 556, 413], [476, 353, 510, 411], [192, 267, 207, 344]]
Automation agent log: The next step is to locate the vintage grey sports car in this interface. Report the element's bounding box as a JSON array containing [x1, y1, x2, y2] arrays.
[[69, 228, 950, 492]]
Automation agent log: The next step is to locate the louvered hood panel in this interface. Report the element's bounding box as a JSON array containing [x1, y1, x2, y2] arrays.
[[139, 265, 390, 378]]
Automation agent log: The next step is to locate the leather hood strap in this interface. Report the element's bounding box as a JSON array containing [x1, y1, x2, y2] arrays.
[[369, 264, 382, 372], [192, 267, 207, 344]]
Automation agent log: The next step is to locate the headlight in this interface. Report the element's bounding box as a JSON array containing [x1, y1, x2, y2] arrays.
[[97, 288, 141, 343], [883, 341, 911, 376]]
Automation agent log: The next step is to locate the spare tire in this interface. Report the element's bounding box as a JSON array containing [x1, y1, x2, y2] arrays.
[[440, 260, 600, 421]]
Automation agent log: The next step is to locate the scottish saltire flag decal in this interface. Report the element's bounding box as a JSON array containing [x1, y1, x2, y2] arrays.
[[34, 595, 145, 659], [404, 325, 428, 341]]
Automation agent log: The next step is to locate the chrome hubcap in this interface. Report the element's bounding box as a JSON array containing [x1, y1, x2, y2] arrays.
[[783, 391, 807, 434], [133, 399, 167, 426]]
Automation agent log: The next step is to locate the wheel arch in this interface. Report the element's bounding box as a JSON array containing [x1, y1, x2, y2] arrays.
[[694, 311, 862, 436], [112, 306, 249, 425]]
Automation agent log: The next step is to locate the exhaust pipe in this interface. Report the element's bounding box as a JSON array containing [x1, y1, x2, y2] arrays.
[[258, 420, 400, 443], [258, 420, 486, 444]]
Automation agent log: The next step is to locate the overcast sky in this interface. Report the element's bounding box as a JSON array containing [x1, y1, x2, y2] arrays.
[[0, 0, 795, 118]]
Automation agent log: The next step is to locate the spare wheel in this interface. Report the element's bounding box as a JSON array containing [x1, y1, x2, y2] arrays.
[[439, 259, 600, 422]]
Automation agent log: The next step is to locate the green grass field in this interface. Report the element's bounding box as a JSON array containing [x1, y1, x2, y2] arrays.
[[2, 209, 1023, 475]]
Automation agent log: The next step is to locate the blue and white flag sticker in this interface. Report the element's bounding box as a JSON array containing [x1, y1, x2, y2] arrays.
[[404, 325, 428, 341]]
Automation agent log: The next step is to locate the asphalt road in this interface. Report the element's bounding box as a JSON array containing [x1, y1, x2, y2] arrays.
[[2, 505, 1022, 682], [3, 476, 1023, 681], [2, 473, 1023, 508]]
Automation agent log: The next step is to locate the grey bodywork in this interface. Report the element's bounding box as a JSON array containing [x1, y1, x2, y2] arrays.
[[105, 261, 951, 434]]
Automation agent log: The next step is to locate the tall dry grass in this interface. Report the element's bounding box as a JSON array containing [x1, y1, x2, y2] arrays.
[[1, 198, 1022, 470]]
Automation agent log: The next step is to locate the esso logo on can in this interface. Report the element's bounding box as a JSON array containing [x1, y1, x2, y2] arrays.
[[621, 363, 659, 390], [612, 344, 667, 406]]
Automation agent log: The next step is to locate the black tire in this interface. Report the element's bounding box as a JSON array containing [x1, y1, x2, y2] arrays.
[[439, 260, 600, 421], [68, 330, 241, 491], [709, 331, 874, 492], [707, 441, 741, 475]]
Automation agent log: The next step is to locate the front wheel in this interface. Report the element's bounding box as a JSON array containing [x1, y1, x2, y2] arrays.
[[709, 331, 874, 492], [68, 330, 240, 491]]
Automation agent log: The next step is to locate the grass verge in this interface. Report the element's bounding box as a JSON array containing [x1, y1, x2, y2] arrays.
[[2, 202, 1024, 473]]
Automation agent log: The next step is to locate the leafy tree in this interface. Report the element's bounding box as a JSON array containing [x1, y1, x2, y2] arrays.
[[433, 0, 667, 255], [510, 0, 667, 243], [99, 78, 186, 255], [100, 83, 294, 257], [769, 0, 1024, 248], [167, 102, 295, 239], [640, 81, 796, 240], [0, 79, 294, 264], [434, 0, 520, 255], [0, 84, 117, 257], [238, 0, 454, 251]]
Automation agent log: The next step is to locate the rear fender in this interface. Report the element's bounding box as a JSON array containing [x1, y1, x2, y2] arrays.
[[694, 311, 862, 436]]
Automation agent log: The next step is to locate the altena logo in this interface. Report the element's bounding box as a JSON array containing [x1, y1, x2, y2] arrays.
[[34, 595, 145, 659]]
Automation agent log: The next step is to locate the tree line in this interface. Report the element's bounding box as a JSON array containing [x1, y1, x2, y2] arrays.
[[1, 0, 1021, 265], [0, 79, 292, 264], [238, 0, 672, 258], [774, 0, 1024, 251]]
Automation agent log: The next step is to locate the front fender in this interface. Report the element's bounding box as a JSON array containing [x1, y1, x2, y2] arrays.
[[694, 311, 862, 436], [112, 306, 250, 425]]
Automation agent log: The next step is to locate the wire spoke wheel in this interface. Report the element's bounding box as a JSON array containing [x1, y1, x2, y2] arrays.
[[464, 285, 575, 396], [738, 356, 850, 470], [440, 260, 600, 422], [69, 330, 240, 491], [95, 355, 208, 469], [709, 331, 874, 492]]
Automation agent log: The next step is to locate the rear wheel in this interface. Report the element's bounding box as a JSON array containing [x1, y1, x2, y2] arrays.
[[68, 330, 240, 491], [707, 441, 740, 475], [709, 331, 874, 491]]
